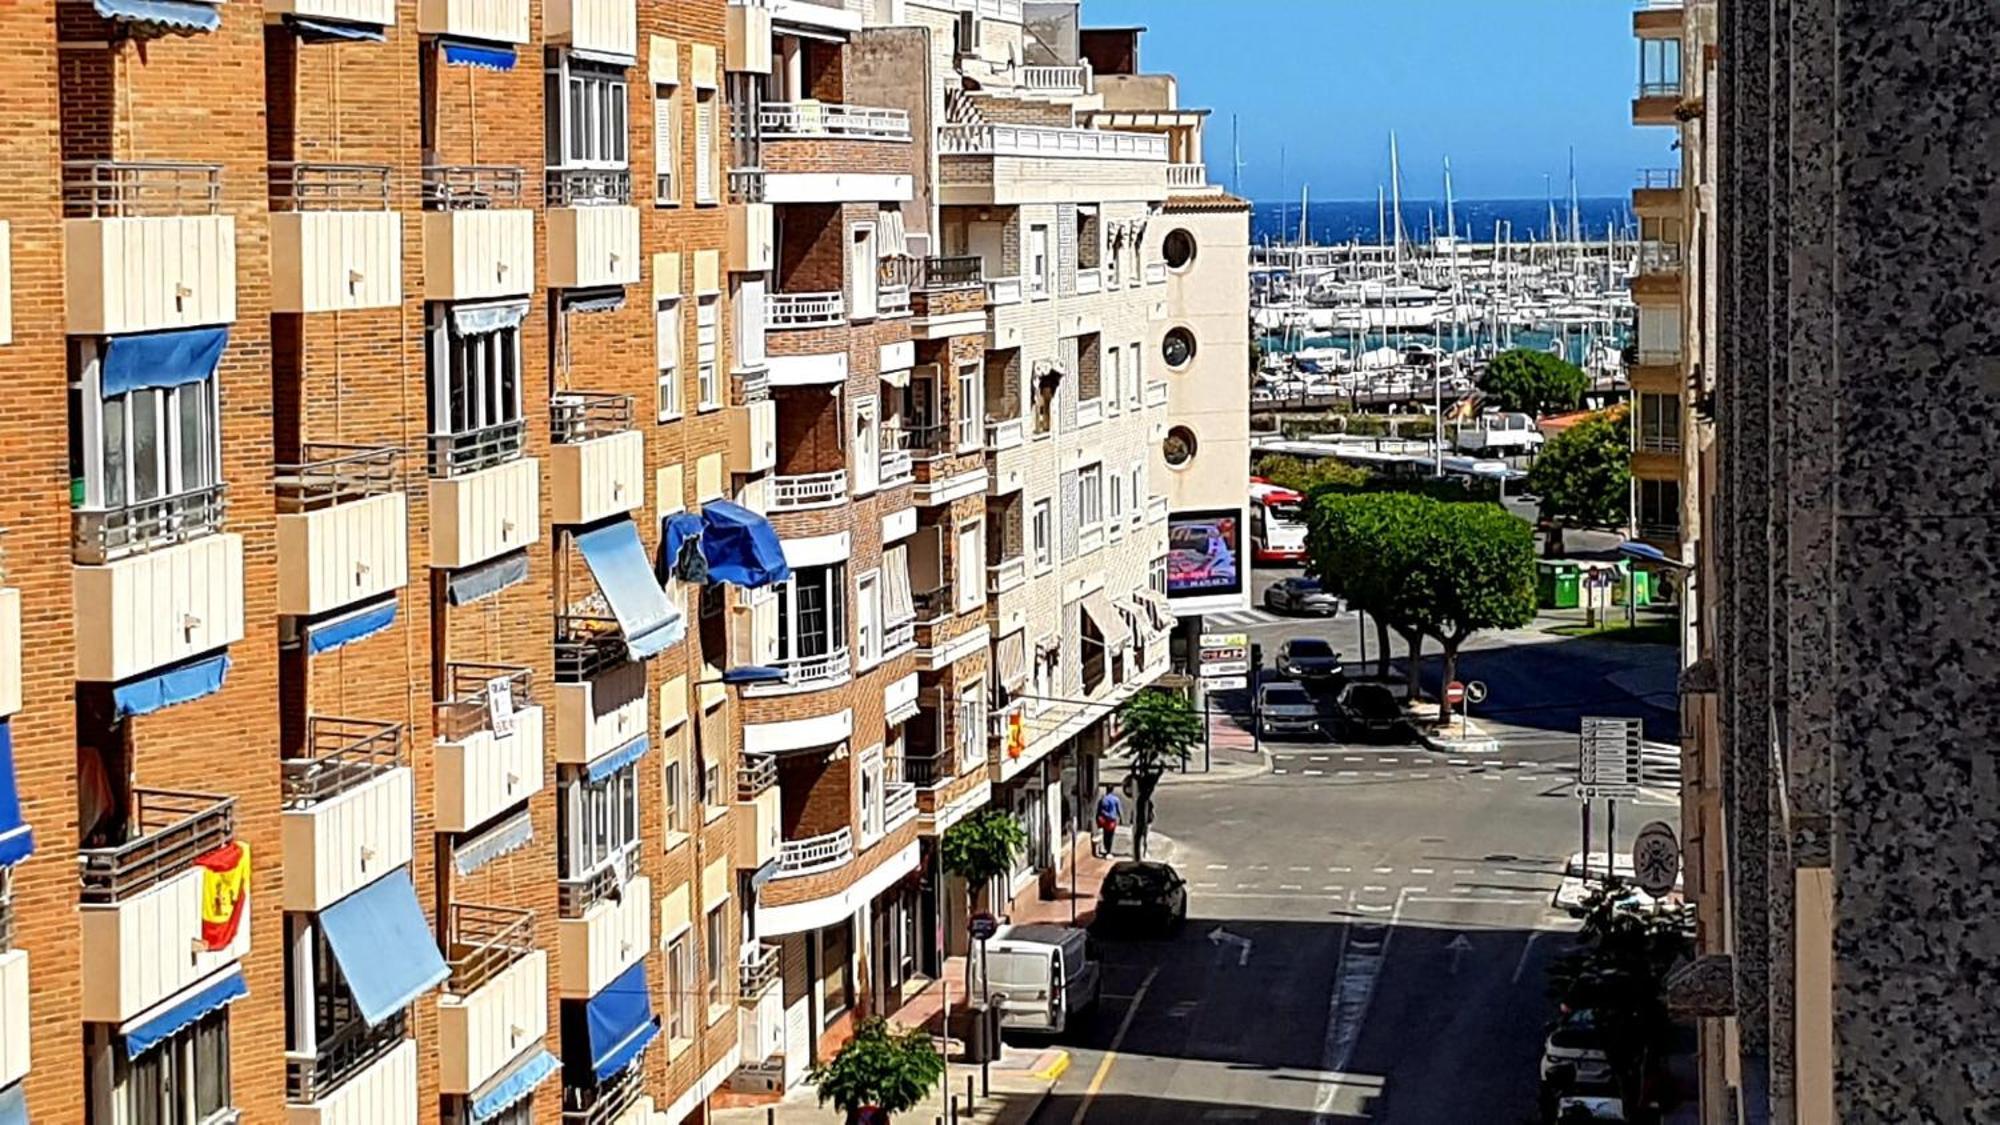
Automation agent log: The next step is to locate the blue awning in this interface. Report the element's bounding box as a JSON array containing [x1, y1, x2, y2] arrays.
[[447, 550, 529, 605], [660, 512, 705, 583], [93, 0, 220, 33], [1618, 540, 1690, 568], [471, 1048, 560, 1123], [584, 734, 648, 784], [318, 868, 450, 1027], [584, 961, 659, 1083], [576, 520, 682, 659], [122, 969, 246, 1059], [441, 40, 517, 71], [0, 723, 32, 868], [700, 501, 792, 589], [289, 15, 386, 42], [749, 857, 781, 891], [112, 653, 230, 719], [0, 1082, 23, 1125], [721, 665, 784, 686], [304, 598, 397, 654], [100, 327, 228, 396]]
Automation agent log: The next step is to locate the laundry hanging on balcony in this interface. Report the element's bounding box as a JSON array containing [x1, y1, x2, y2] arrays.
[[697, 500, 791, 589], [573, 959, 661, 1084], [0, 722, 34, 867], [99, 326, 228, 396], [660, 512, 708, 584], [111, 652, 231, 719], [440, 39, 517, 71], [93, 0, 221, 36], [317, 868, 451, 1026], [576, 520, 684, 659], [119, 968, 246, 1059]]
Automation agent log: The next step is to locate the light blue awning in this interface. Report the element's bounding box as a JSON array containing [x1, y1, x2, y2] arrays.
[[699, 501, 792, 589], [562, 289, 627, 314], [100, 327, 228, 396], [576, 520, 682, 659], [584, 960, 658, 1083], [304, 598, 397, 654], [447, 550, 530, 606], [318, 868, 450, 1027], [584, 734, 648, 784], [93, 0, 221, 33], [441, 40, 517, 71], [289, 15, 386, 41], [471, 1048, 559, 1122], [0, 1081, 26, 1125], [0, 722, 32, 868], [122, 969, 246, 1059], [112, 653, 230, 719]]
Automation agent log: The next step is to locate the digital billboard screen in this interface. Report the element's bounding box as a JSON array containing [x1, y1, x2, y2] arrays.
[[1165, 509, 1243, 597]]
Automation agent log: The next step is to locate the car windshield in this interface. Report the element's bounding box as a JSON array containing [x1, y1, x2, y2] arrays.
[[1550, 1014, 1603, 1050], [1263, 685, 1313, 706], [1106, 865, 1172, 894], [1289, 578, 1322, 592], [1287, 640, 1335, 658], [1347, 686, 1399, 716]]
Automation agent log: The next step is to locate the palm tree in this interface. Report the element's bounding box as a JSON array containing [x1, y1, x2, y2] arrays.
[[1115, 689, 1200, 860]]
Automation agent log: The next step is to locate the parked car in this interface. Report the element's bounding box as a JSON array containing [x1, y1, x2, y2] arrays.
[[1540, 1010, 1615, 1090], [1093, 861, 1189, 935], [1256, 681, 1322, 740], [978, 923, 1102, 1038], [1274, 638, 1345, 686], [1335, 682, 1408, 742], [1553, 1096, 1628, 1122], [1263, 576, 1340, 616]]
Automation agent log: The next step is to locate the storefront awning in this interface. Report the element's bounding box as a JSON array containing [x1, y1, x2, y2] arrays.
[[699, 501, 792, 589], [318, 868, 451, 1026], [447, 550, 530, 605], [304, 598, 396, 654], [121, 968, 246, 1059], [995, 629, 1028, 693], [441, 40, 517, 71], [112, 653, 230, 719], [288, 14, 386, 42], [583, 960, 660, 1083], [576, 520, 683, 659], [93, 0, 220, 34], [470, 1048, 559, 1123], [100, 326, 228, 396], [0, 722, 33, 868]]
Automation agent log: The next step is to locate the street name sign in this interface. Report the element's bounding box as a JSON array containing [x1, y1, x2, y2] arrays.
[[1576, 716, 1644, 801]]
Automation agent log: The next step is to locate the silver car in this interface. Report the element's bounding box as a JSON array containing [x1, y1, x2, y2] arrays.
[[1257, 682, 1322, 739], [1263, 576, 1341, 616]]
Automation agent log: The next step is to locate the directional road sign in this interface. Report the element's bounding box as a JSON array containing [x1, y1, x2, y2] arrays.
[[1199, 632, 1250, 678], [1576, 716, 1645, 801]]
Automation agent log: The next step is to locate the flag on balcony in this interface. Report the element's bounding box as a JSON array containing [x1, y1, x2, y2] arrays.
[[195, 841, 250, 951], [1007, 710, 1026, 760]]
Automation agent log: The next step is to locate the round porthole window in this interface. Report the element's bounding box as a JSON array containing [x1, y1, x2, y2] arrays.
[[1162, 327, 1197, 370], [1162, 228, 1197, 270], [1163, 426, 1198, 468]]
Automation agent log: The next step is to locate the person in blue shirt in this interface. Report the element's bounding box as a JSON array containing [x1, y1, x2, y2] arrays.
[[1095, 786, 1123, 858]]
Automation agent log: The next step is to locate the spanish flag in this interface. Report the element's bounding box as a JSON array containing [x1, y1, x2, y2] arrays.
[[195, 842, 251, 951], [1006, 711, 1026, 759]]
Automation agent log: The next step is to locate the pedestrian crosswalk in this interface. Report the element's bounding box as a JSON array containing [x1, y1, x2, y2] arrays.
[[1197, 607, 1287, 630]]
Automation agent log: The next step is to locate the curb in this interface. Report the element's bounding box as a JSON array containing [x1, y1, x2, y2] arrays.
[[1032, 1050, 1072, 1082]]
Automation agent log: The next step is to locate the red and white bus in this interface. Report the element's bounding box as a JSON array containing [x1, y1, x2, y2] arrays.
[[1248, 479, 1308, 563]]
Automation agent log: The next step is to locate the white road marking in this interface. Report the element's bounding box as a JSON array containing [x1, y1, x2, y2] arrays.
[[1279, 883, 1304, 891], [1288, 865, 1312, 872], [1207, 863, 1229, 870], [1408, 895, 1543, 906], [1328, 866, 1352, 873], [1453, 868, 1477, 875], [1322, 885, 1344, 892], [1312, 889, 1406, 1122], [1404, 886, 1429, 894], [1374, 771, 1397, 778], [1343, 755, 1364, 762], [1376, 756, 1400, 763], [1310, 755, 1329, 762], [1372, 867, 1395, 874], [1410, 867, 1435, 875], [1448, 758, 1470, 766], [1337, 770, 1359, 777], [1411, 773, 1432, 780], [1249, 864, 1271, 871], [1304, 769, 1325, 776], [1513, 933, 1549, 984], [1361, 885, 1389, 893], [1193, 881, 1218, 889]]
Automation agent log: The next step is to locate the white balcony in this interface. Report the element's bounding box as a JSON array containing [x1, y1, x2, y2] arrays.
[[1075, 266, 1101, 294], [1144, 379, 1169, 408], [987, 556, 1026, 595], [417, 0, 530, 42], [1019, 63, 1093, 95], [1145, 261, 1167, 285], [984, 417, 1024, 450], [769, 469, 847, 511], [773, 827, 852, 879], [760, 102, 911, 141], [734, 766, 781, 871], [738, 968, 783, 1064], [547, 171, 640, 289], [727, 0, 773, 73], [287, 1037, 418, 1125], [884, 782, 918, 832], [79, 792, 248, 1024], [730, 399, 778, 475], [434, 665, 545, 834], [63, 161, 237, 337], [267, 0, 397, 25], [280, 718, 412, 914], [551, 394, 644, 526], [423, 166, 534, 301], [73, 521, 244, 684], [439, 906, 547, 1096], [986, 275, 1022, 306], [275, 446, 408, 618], [0, 583, 18, 719], [878, 448, 914, 487], [428, 451, 540, 570], [270, 164, 402, 314], [554, 660, 647, 768], [767, 291, 845, 330], [0, 946, 25, 1090], [939, 123, 1167, 161], [546, 0, 637, 62], [558, 872, 650, 998], [1165, 163, 1209, 192]]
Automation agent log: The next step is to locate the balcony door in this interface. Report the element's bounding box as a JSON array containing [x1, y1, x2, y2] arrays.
[[853, 396, 880, 493], [848, 223, 878, 320]]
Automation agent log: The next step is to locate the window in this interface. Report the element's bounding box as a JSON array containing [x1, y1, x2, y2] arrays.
[[1150, 555, 1168, 595], [704, 905, 727, 1012], [1640, 392, 1682, 452], [1131, 464, 1145, 523], [1163, 228, 1197, 270], [654, 82, 681, 203], [1110, 473, 1124, 521], [956, 522, 985, 612], [426, 303, 526, 474], [733, 275, 767, 372], [559, 760, 641, 880], [1058, 471, 1079, 561], [856, 570, 881, 669], [1027, 224, 1051, 297], [663, 754, 687, 838], [1164, 426, 1198, 467], [1639, 35, 1682, 94], [694, 89, 718, 203], [87, 1008, 232, 1125], [1030, 639, 1055, 716], [1162, 327, 1197, 369], [853, 397, 881, 493], [955, 361, 982, 449], [1129, 340, 1144, 408], [1075, 206, 1101, 270], [955, 680, 984, 769], [694, 295, 720, 408], [68, 340, 222, 522], [1105, 231, 1121, 287], [849, 224, 879, 319], [859, 746, 884, 843], [1638, 306, 1681, 362], [1078, 464, 1103, 530], [656, 297, 683, 420], [665, 934, 695, 1041], [701, 754, 722, 812], [1032, 498, 1052, 570], [777, 563, 849, 664], [1639, 478, 1682, 537], [546, 53, 630, 169], [1104, 346, 1121, 409]]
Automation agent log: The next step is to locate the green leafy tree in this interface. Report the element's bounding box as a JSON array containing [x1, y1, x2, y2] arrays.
[[1305, 491, 1440, 687], [940, 809, 1026, 1002], [1115, 689, 1201, 859], [1479, 348, 1590, 416], [1527, 409, 1631, 556], [1252, 454, 1371, 496], [808, 1016, 946, 1124], [1413, 501, 1539, 691]]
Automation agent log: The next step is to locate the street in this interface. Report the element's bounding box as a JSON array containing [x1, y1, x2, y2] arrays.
[[1028, 567, 1680, 1124]]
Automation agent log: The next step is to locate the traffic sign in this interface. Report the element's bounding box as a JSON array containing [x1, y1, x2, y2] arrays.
[[1199, 632, 1250, 678], [1443, 681, 1466, 707], [1464, 681, 1489, 704], [1201, 675, 1248, 692], [969, 912, 999, 941], [1576, 716, 1645, 801], [1631, 821, 1681, 896]]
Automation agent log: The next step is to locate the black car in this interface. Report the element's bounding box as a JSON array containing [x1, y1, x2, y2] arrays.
[[1336, 682, 1408, 742], [1093, 861, 1189, 935], [1263, 576, 1340, 616], [1275, 638, 1345, 687]]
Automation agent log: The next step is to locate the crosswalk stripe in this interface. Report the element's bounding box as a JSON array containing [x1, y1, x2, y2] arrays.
[[1199, 608, 1286, 629]]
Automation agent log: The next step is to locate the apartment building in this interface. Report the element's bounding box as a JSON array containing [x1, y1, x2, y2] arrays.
[[1629, 0, 1693, 559]]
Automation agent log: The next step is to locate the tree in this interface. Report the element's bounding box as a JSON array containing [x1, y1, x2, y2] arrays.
[[1410, 501, 1539, 692], [808, 1016, 946, 1124], [1115, 689, 1200, 859], [940, 809, 1026, 1002], [1479, 348, 1590, 416], [1527, 408, 1631, 556], [1252, 454, 1371, 496], [1305, 491, 1440, 688]]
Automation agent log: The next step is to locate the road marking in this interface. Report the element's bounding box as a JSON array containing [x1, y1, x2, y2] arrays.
[[1407, 895, 1543, 906], [1071, 965, 1159, 1125], [1322, 885, 1344, 892], [1328, 866, 1352, 873], [1404, 886, 1429, 894], [1193, 881, 1218, 889], [1337, 770, 1359, 777], [1453, 868, 1477, 875], [1374, 771, 1396, 778], [1448, 758, 1470, 766], [1207, 863, 1230, 870], [1288, 865, 1312, 872], [1312, 889, 1406, 1122], [1376, 756, 1400, 763], [1343, 755, 1364, 762], [1310, 755, 1329, 762], [1249, 864, 1271, 871], [1411, 773, 1432, 780], [1410, 867, 1434, 875], [1279, 883, 1304, 891], [1361, 885, 1389, 893], [1273, 768, 1289, 775], [1372, 867, 1395, 874], [1304, 769, 1325, 776], [1513, 933, 1549, 984]]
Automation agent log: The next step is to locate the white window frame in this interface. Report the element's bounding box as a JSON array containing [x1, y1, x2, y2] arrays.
[[664, 932, 696, 1044], [662, 752, 687, 840], [656, 296, 683, 420], [1027, 224, 1051, 298], [1032, 499, 1052, 572], [853, 396, 881, 494], [956, 520, 985, 613], [849, 222, 879, 320], [694, 88, 718, 204], [704, 902, 729, 1016], [855, 569, 882, 671], [561, 760, 641, 882], [695, 295, 720, 409], [87, 1009, 233, 1125], [954, 361, 983, 451], [71, 340, 223, 516], [776, 562, 850, 664], [546, 52, 630, 171], [1078, 464, 1103, 532], [858, 744, 885, 845], [1109, 472, 1123, 522], [1104, 345, 1120, 412], [955, 680, 985, 769], [1130, 340, 1144, 408], [654, 81, 681, 204], [733, 274, 767, 372], [1131, 463, 1145, 525]]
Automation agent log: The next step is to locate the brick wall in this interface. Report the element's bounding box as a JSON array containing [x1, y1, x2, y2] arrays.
[[763, 136, 913, 180]]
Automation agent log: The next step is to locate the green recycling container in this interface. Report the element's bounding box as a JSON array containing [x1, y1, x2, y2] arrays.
[[1537, 562, 1581, 609]]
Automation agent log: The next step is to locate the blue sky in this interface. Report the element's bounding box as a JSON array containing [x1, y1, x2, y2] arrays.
[[1079, 0, 1672, 201]]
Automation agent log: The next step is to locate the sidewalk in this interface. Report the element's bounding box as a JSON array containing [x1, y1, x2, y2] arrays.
[[710, 1046, 1068, 1125]]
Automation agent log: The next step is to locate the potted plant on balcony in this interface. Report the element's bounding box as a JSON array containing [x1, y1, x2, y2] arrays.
[[809, 1016, 945, 1125]]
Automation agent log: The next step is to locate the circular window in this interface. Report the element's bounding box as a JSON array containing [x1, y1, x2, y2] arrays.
[[1162, 228, 1197, 270], [1163, 426, 1198, 468], [1162, 327, 1197, 370]]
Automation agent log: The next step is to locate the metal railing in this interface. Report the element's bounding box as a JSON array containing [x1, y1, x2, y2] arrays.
[[913, 583, 954, 623], [63, 160, 221, 218], [733, 366, 770, 404], [1636, 167, 1683, 190], [275, 444, 401, 514], [445, 903, 536, 996], [558, 848, 636, 919], [562, 1043, 646, 1124], [739, 941, 782, 999], [987, 556, 1025, 593], [1166, 163, 1206, 189], [1637, 80, 1681, 99], [894, 422, 949, 459], [728, 167, 766, 203], [775, 827, 853, 877], [767, 291, 845, 329], [287, 1009, 408, 1106], [1638, 433, 1683, 454], [555, 615, 630, 683], [895, 751, 949, 789], [282, 717, 406, 808], [987, 698, 1026, 741], [985, 417, 1024, 449], [0, 889, 11, 954], [423, 164, 524, 211], [766, 648, 851, 687], [1639, 521, 1682, 542], [737, 754, 777, 800], [551, 391, 635, 444], [884, 783, 918, 830], [986, 275, 1023, 305], [1637, 241, 1685, 274], [883, 617, 916, 656], [937, 123, 1168, 162], [427, 419, 525, 478], [1021, 63, 1093, 94], [78, 790, 235, 906], [269, 162, 392, 212], [1636, 347, 1684, 367], [917, 255, 983, 291], [435, 663, 536, 744], [879, 448, 914, 487], [770, 469, 847, 510], [546, 167, 632, 207], [73, 483, 227, 564], [760, 102, 912, 141]]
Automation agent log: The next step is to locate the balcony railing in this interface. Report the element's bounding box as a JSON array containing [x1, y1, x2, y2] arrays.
[[551, 391, 635, 445], [986, 556, 1025, 593], [1638, 433, 1683, 454], [774, 827, 853, 878], [1637, 241, 1685, 275], [275, 444, 401, 515], [282, 716, 405, 808], [894, 423, 949, 460], [1075, 266, 1101, 294], [767, 291, 845, 329], [879, 284, 912, 317], [736, 754, 777, 800], [987, 698, 1025, 743], [884, 783, 918, 830], [1166, 163, 1206, 190], [760, 102, 912, 141], [883, 616, 915, 656], [734, 366, 771, 404], [1636, 347, 1684, 367], [78, 790, 235, 906], [435, 663, 536, 744], [986, 275, 1023, 305], [287, 1009, 408, 1106], [1637, 80, 1681, 99], [1639, 521, 1682, 542], [0, 889, 12, 954], [427, 419, 526, 478], [769, 469, 847, 511], [765, 648, 850, 687], [546, 167, 633, 207], [894, 751, 949, 789], [269, 162, 392, 213], [63, 160, 221, 218], [913, 583, 953, 623], [73, 483, 228, 565], [558, 848, 635, 919], [879, 448, 914, 487], [739, 942, 782, 1000], [1020, 63, 1093, 94], [562, 1042, 646, 1125], [445, 903, 536, 996], [555, 615, 630, 683], [1636, 167, 1683, 190], [937, 123, 1168, 162], [916, 255, 982, 291], [728, 167, 766, 203], [423, 164, 525, 211], [985, 417, 1024, 449]]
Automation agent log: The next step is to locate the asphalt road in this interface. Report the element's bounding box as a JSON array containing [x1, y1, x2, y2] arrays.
[[1025, 565, 1679, 1124]]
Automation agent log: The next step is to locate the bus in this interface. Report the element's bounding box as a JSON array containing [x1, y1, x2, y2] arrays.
[[1248, 479, 1308, 564]]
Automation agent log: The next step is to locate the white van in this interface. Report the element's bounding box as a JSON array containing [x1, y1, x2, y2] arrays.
[[975, 923, 1102, 1036]]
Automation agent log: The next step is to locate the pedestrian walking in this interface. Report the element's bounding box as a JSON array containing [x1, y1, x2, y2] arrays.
[[1095, 786, 1122, 858]]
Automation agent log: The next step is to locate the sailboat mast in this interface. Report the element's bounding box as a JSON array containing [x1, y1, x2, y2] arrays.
[[1299, 183, 1308, 247], [1389, 132, 1405, 281]]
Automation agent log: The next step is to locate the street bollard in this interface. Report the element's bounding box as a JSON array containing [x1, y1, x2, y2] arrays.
[[967, 1075, 976, 1108]]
